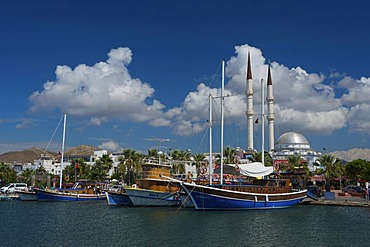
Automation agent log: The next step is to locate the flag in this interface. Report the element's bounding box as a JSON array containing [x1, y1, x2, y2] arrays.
[[75, 163, 79, 169], [255, 118, 259, 124]]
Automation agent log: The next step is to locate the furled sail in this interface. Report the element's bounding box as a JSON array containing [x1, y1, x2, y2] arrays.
[[230, 162, 273, 178]]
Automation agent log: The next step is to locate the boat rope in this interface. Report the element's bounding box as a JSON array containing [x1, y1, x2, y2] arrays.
[[176, 184, 195, 212], [43, 115, 64, 156]]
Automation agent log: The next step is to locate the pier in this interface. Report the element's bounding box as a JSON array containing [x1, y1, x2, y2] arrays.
[[302, 190, 369, 207]]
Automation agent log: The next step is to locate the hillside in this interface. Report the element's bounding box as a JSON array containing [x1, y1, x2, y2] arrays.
[[329, 148, 370, 162], [0, 147, 58, 164], [0, 145, 101, 164]]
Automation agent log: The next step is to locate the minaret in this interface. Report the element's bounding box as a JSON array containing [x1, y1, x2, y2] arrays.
[[246, 52, 254, 150], [266, 64, 275, 152]]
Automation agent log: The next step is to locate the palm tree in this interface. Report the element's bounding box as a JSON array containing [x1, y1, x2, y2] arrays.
[[170, 149, 189, 175], [0, 162, 17, 184], [287, 154, 302, 172], [193, 153, 206, 175], [147, 148, 158, 160], [18, 168, 34, 185], [247, 152, 262, 163], [316, 154, 343, 192], [90, 154, 113, 181], [223, 146, 236, 164], [118, 149, 142, 185]]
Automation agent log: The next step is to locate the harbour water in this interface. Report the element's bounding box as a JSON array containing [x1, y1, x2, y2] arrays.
[[1, 200, 369, 246]]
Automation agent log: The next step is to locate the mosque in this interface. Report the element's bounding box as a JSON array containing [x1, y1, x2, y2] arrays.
[[273, 131, 321, 171], [245, 53, 320, 171]]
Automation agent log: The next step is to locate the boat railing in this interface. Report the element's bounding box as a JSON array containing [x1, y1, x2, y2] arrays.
[[215, 184, 291, 194], [138, 170, 171, 179]]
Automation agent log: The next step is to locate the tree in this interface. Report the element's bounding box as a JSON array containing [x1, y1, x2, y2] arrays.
[[246, 151, 273, 166], [316, 154, 343, 192], [59, 158, 89, 182], [90, 154, 113, 181], [170, 149, 189, 175], [345, 159, 369, 181], [18, 168, 34, 185], [193, 153, 206, 175], [118, 149, 142, 185], [0, 162, 17, 184], [147, 148, 158, 160], [287, 154, 301, 172], [223, 146, 236, 164]]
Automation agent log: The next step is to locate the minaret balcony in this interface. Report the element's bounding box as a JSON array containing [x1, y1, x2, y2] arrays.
[[246, 110, 254, 116], [245, 91, 253, 96]]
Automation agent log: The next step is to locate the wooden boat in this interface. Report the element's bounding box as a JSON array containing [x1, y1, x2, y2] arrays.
[[176, 60, 306, 210], [180, 177, 307, 210], [34, 114, 106, 202], [34, 180, 106, 202], [124, 160, 193, 207]]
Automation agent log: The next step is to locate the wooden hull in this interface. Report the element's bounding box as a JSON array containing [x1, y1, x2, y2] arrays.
[[34, 188, 106, 202], [181, 182, 307, 210]]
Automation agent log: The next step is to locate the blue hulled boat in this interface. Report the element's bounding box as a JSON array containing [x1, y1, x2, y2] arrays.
[[105, 190, 133, 206], [34, 180, 106, 202]]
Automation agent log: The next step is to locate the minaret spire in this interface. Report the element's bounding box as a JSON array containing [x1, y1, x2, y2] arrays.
[[246, 52, 254, 151], [266, 64, 275, 152]]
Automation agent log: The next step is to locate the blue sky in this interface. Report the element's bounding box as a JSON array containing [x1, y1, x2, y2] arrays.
[[0, 0, 369, 155]]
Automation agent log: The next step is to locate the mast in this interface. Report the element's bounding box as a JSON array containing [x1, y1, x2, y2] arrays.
[[261, 79, 265, 166], [209, 93, 213, 185], [220, 60, 225, 185], [59, 113, 67, 189]]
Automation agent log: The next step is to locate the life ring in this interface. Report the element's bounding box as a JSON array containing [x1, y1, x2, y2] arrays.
[[132, 184, 137, 189], [235, 165, 240, 172], [65, 176, 70, 182]]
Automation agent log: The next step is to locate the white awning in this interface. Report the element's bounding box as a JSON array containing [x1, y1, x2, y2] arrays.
[[227, 162, 273, 178]]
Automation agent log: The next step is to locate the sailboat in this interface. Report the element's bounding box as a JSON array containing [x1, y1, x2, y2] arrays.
[[177, 60, 307, 210], [34, 114, 106, 202]]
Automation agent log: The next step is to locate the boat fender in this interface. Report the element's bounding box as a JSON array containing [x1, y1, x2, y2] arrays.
[[235, 165, 240, 172]]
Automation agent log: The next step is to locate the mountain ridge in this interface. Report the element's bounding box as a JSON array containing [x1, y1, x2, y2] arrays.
[[0, 145, 101, 164]]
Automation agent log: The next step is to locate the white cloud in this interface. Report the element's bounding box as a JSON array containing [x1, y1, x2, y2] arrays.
[[170, 44, 350, 137], [29, 44, 370, 140], [98, 141, 121, 152], [29, 47, 167, 126], [348, 104, 370, 133], [340, 77, 370, 107]]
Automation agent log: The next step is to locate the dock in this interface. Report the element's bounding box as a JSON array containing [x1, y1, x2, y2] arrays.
[[0, 194, 20, 201], [302, 190, 369, 207]]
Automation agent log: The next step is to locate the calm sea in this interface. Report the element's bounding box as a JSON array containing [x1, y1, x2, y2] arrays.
[[1, 200, 369, 247]]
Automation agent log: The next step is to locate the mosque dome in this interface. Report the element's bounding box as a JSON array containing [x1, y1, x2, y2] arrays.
[[275, 132, 311, 151], [276, 132, 309, 145]]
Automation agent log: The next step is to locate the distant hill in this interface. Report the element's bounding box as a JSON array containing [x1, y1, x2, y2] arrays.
[[64, 145, 101, 156], [0, 147, 58, 164], [0, 145, 101, 164], [329, 148, 370, 162]]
